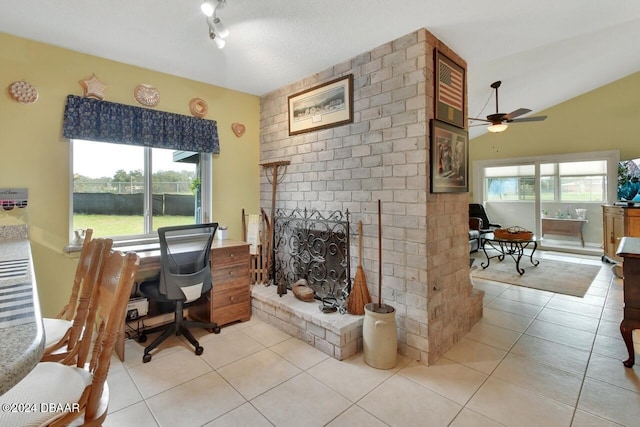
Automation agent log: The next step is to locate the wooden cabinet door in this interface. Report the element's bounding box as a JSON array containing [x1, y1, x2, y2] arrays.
[[625, 209, 640, 237], [603, 206, 623, 261]]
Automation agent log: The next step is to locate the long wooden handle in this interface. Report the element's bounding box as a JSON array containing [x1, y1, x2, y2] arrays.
[[378, 199, 382, 306], [358, 221, 363, 267]]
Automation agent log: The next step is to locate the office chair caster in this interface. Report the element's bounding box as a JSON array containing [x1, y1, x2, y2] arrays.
[[138, 333, 147, 343], [195, 346, 204, 355], [143, 353, 152, 363]]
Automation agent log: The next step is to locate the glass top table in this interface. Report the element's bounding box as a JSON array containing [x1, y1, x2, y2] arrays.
[[480, 232, 541, 275]]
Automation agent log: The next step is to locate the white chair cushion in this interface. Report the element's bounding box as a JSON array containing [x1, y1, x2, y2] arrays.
[[0, 362, 91, 426], [43, 317, 72, 349]]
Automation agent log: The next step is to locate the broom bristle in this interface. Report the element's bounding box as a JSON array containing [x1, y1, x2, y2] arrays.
[[347, 266, 371, 315], [347, 220, 370, 315]]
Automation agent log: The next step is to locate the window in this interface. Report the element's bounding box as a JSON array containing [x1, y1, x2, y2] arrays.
[[557, 160, 607, 202], [71, 140, 211, 240], [484, 160, 607, 202], [485, 165, 534, 201]]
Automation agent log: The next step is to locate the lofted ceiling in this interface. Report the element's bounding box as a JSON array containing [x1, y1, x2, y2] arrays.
[[2, 1, 640, 138]]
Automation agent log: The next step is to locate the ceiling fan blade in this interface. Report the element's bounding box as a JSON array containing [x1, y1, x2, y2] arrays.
[[469, 123, 486, 128], [510, 115, 547, 123], [468, 117, 491, 123], [503, 108, 531, 121]]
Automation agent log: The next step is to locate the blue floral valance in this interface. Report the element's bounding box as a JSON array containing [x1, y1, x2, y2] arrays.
[[62, 95, 220, 154]]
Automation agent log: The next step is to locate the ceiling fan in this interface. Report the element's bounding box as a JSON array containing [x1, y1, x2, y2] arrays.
[[469, 81, 547, 133]]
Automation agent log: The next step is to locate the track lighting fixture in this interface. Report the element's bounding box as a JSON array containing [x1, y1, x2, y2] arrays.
[[201, 0, 229, 49]]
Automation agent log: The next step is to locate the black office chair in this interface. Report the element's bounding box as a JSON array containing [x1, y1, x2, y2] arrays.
[[138, 223, 221, 363], [469, 203, 502, 233]]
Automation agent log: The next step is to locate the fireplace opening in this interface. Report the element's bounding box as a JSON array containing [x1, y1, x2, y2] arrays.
[[273, 208, 351, 313]]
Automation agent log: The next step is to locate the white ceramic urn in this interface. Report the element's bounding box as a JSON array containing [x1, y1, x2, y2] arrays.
[[363, 303, 397, 369]]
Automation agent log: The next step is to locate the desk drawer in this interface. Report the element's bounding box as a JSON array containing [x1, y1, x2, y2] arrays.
[[210, 301, 251, 325], [212, 264, 249, 285], [211, 281, 250, 309], [190, 281, 251, 326], [212, 245, 250, 268]]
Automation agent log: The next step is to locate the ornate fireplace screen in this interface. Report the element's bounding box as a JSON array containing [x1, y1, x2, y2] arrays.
[[273, 208, 351, 312]]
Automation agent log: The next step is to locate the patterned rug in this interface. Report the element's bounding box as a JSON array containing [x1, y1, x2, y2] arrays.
[[471, 258, 601, 297]]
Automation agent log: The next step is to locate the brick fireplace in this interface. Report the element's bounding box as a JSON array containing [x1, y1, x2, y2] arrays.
[[257, 28, 483, 365]]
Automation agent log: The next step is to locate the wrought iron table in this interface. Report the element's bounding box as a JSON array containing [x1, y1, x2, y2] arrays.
[[480, 232, 540, 275]]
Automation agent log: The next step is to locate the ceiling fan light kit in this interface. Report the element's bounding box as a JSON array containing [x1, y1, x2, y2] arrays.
[[470, 80, 547, 133], [202, 0, 229, 49], [487, 123, 508, 133]]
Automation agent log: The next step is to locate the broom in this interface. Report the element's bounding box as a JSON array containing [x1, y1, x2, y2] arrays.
[[347, 221, 371, 315]]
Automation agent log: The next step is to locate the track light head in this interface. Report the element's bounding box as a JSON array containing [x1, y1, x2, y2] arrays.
[[211, 17, 229, 38], [202, 1, 229, 48], [200, 1, 215, 17], [208, 30, 226, 49]]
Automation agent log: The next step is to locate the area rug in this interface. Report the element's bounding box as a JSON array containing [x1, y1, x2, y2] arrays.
[[471, 258, 601, 297]]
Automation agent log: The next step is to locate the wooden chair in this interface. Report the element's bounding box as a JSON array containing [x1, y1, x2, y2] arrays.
[[42, 233, 114, 363], [42, 229, 95, 352], [59, 229, 95, 320], [0, 250, 140, 426]]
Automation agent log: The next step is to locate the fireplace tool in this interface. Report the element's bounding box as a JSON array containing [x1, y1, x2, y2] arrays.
[[261, 160, 290, 294]]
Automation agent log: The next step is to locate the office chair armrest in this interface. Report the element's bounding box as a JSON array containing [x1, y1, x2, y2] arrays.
[[489, 222, 502, 228], [469, 217, 484, 230]]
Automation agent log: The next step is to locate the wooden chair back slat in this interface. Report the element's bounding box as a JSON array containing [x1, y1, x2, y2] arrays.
[[61, 229, 94, 320]]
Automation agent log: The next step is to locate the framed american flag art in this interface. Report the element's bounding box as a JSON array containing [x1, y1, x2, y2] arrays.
[[435, 50, 465, 129]]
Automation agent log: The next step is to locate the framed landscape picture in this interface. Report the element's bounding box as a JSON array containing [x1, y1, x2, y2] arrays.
[[435, 50, 465, 128], [430, 119, 468, 193], [288, 74, 353, 135]]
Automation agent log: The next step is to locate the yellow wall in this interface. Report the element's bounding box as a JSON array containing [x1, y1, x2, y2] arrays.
[[0, 33, 260, 316], [470, 71, 640, 161]]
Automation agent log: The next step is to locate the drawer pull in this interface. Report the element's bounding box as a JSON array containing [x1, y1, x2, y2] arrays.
[[229, 254, 235, 259], [229, 296, 236, 302]]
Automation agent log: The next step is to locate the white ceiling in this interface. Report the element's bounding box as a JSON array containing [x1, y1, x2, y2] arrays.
[[2, 1, 640, 138]]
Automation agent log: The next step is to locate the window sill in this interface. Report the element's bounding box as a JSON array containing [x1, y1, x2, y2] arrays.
[[64, 236, 160, 254]]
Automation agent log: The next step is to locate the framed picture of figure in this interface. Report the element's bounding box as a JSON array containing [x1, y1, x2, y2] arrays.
[[430, 119, 468, 193]]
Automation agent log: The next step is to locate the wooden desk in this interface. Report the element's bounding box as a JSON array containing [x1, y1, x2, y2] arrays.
[[115, 239, 250, 361], [616, 237, 640, 368], [541, 218, 588, 247]]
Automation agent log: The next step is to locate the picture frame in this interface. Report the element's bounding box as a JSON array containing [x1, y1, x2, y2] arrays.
[[430, 119, 468, 193], [288, 74, 353, 135], [434, 50, 465, 129]]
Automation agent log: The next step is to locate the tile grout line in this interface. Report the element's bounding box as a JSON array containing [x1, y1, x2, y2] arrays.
[[566, 267, 615, 426]]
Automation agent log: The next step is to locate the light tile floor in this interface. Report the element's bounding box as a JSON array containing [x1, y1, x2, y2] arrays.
[[104, 252, 640, 427]]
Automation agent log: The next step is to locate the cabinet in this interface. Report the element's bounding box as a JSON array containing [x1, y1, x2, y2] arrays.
[[190, 241, 251, 326], [602, 205, 640, 262], [615, 237, 640, 368]]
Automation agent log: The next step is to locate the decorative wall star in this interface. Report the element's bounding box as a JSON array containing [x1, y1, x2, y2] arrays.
[[80, 74, 107, 100]]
